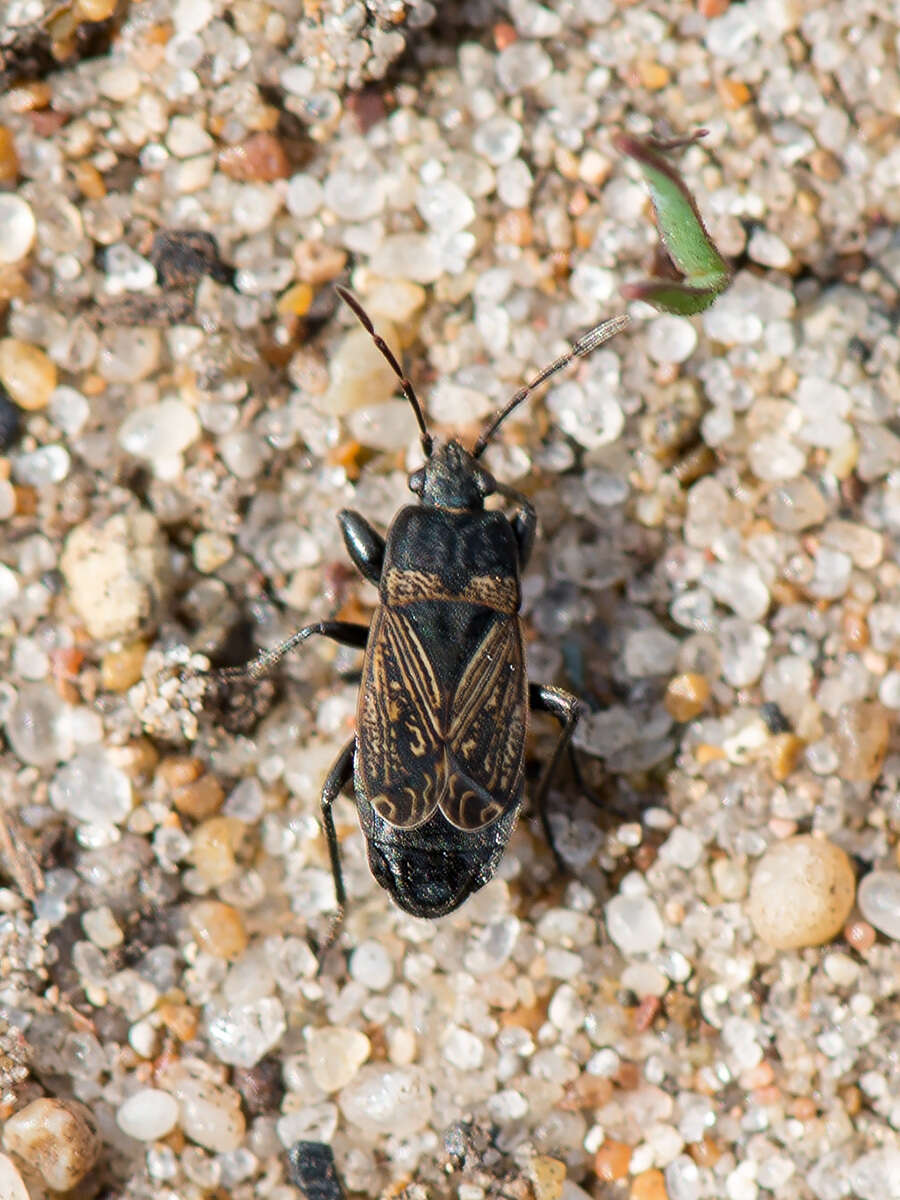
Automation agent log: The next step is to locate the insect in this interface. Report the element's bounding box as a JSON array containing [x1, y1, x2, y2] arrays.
[[199, 132, 731, 942], [226, 289, 628, 932]]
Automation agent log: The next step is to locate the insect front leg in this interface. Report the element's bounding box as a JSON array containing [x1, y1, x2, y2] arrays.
[[318, 737, 356, 965], [338, 509, 385, 585], [214, 620, 369, 681], [528, 682, 586, 870], [494, 481, 537, 567]]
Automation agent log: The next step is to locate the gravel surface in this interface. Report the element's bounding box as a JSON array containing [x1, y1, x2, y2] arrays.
[[1, 1, 900, 1198]]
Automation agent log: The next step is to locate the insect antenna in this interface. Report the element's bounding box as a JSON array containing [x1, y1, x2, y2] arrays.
[[336, 285, 433, 457], [472, 312, 631, 458]]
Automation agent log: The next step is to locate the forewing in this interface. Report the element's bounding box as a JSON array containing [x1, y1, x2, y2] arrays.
[[356, 606, 445, 828], [442, 615, 527, 830]]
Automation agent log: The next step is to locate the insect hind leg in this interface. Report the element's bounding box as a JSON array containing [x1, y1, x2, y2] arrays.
[[528, 682, 585, 871], [317, 737, 356, 969]]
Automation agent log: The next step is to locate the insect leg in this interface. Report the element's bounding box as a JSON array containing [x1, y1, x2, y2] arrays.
[[318, 737, 356, 965], [338, 509, 385, 585], [494, 481, 537, 567], [528, 682, 585, 870], [214, 620, 369, 681]]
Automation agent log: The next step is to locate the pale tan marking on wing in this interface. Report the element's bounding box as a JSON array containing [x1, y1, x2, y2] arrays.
[[384, 568, 518, 614]]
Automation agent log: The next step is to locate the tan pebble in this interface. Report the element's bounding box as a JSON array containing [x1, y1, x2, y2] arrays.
[[324, 321, 401, 415], [769, 732, 805, 781], [810, 148, 842, 181], [219, 131, 289, 181], [749, 835, 855, 949], [191, 816, 242, 884], [158, 1001, 199, 1041], [631, 1168, 668, 1200], [495, 209, 532, 246], [694, 743, 726, 765], [636, 61, 669, 90], [0, 128, 20, 183], [188, 899, 247, 959], [75, 0, 117, 18], [5, 83, 52, 113], [101, 641, 147, 692], [717, 77, 751, 108], [192, 531, 233, 573], [365, 279, 426, 325], [698, 0, 729, 13], [2, 1098, 100, 1191], [0, 339, 56, 411], [72, 161, 106, 199], [159, 754, 203, 789], [528, 1155, 566, 1200], [594, 1139, 632, 1182], [834, 701, 889, 782], [844, 918, 875, 953], [174, 774, 225, 821], [664, 673, 710, 721], [293, 240, 347, 286], [276, 282, 314, 318], [690, 1136, 723, 1166], [562, 1073, 613, 1110]]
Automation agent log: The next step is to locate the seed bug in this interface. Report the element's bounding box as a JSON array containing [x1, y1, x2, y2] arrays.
[[223, 289, 628, 937], [203, 132, 732, 944]]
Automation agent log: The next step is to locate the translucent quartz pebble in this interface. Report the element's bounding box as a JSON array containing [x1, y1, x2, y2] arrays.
[[416, 179, 474, 232], [748, 835, 855, 949], [207, 998, 286, 1067], [4, 682, 73, 767], [605, 892, 664, 955], [119, 398, 200, 461], [338, 1065, 431, 1137], [50, 747, 133, 826], [857, 871, 900, 940]]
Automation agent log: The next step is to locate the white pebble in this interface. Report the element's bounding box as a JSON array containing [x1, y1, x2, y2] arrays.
[[442, 1025, 485, 1070], [120, 399, 200, 461], [748, 835, 855, 949], [0, 195, 36, 264], [349, 940, 394, 990], [0, 1153, 30, 1200], [307, 1027, 371, 1091], [857, 870, 900, 940], [605, 892, 664, 955], [117, 1090, 179, 1141], [646, 315, 698, 364]]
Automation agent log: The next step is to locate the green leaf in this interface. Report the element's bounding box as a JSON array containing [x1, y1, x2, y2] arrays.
[[614, 131, 731, 315]]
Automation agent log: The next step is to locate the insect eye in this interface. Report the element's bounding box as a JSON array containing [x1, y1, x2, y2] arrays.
[[408, 468, 425, 494]]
